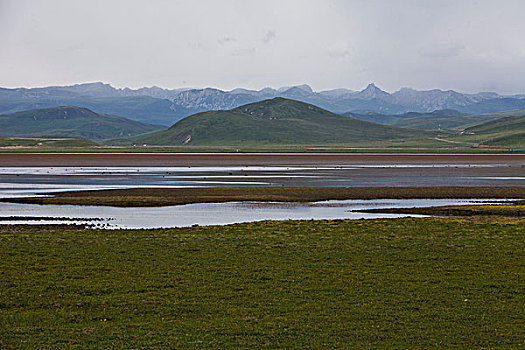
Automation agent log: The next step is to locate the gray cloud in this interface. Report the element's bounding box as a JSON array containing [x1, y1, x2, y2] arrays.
[[229, 47, 256, 57], [0, 0, 524, 94], [420, 43, 466, 59]]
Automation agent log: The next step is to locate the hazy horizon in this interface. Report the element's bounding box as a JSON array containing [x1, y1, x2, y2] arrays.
[[1, 0, 525, 94]]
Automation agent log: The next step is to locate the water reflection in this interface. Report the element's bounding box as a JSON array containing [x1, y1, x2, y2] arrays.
[[0, 199, 512, 229]]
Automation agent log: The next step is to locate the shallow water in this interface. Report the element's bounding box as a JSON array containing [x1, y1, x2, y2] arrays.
[[0, 156, 522, 229], [0, 164, 524, 199], [0, 199, 513, 229]]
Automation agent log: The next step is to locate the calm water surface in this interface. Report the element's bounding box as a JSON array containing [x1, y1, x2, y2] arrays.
[[0, 199, 513, 229]]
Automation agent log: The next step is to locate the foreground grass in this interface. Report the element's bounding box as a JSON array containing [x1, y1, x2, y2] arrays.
[[4, 186, 525, 207], [0, 218, 523, 348]]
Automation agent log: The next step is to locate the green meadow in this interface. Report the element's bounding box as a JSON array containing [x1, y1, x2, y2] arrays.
[[1, 218, 523, 349]]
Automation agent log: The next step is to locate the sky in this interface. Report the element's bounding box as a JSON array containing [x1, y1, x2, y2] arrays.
[[1, 0, 524, 94]]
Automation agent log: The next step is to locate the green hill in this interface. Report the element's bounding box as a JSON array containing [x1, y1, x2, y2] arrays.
[[445, 115, 525, 148], [464, 114, 525, 134], [480, 132, 525, 148], [0, 106, 163, 141], [121, 98, 433, 146], [465, 115, 525, 148], [344, 109, 509, 131], [390, 114, 496, 130]]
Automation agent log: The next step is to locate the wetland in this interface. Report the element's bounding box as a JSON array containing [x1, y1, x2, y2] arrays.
[[0, 153, 523, 348]]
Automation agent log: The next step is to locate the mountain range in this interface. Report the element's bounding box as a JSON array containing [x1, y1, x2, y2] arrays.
[[1, 82, 524, 126]]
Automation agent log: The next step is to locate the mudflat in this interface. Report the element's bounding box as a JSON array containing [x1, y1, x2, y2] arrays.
[[1, 152, 524, 167]]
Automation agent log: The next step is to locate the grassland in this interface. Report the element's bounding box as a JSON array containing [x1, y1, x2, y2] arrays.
[[0, 137, 98, 148], [444, 115, 525, 149], [4, 186, 525, 207], [1, 144, 520, 153], [0, 218, 523, 348], [0, 137, 521, 153]]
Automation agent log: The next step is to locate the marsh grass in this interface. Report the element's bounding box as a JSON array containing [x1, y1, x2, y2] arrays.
[[0, 218, 523, 348], [4, 186, 525, 207], [363, 204, 525, 218]]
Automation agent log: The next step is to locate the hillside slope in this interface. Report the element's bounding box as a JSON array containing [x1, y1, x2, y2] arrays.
[[464, 114, 525, 134], [0, 106, 163, 141], [344, 109, 525, 131], [448, 115, 525, 148], [123, 98, 433, 146]]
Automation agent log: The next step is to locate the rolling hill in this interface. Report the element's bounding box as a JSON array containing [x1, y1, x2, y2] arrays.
[[389, 113, 496, 130], [117, 98, 434, 146], [464, 114, 525, 135], [0, 106, 163, 141], [344, 109, 525, 131], [450, 115, 525, 148], [344, 109, 469, 129]]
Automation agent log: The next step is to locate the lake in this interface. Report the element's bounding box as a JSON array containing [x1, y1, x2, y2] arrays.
[[0, 153, 522, 228]]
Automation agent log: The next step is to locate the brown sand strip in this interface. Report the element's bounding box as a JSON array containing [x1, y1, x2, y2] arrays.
[[0, 153, 524, 167]]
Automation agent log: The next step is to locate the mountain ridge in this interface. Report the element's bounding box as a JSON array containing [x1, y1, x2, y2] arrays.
[[1, 82, 525, 126]]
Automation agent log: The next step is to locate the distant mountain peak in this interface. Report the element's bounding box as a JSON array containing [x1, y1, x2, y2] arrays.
[[63, 81, 119, 97], [356, 83, 390, 100], [280, 84, 315, 97], [362, 83, 384, 92], [295, 84, 314, 93], [73, 81, 110, 87], [277, 84, 313, 93]]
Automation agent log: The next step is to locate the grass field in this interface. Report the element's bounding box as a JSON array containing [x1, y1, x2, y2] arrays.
[[0, 218, 523, 348], [0, 137, 98, 148], [0, 141, 522, 153], [0, 133, 524, 153]]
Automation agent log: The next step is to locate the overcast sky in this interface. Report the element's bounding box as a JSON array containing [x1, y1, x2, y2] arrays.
[[1, 0, 524, 94]]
